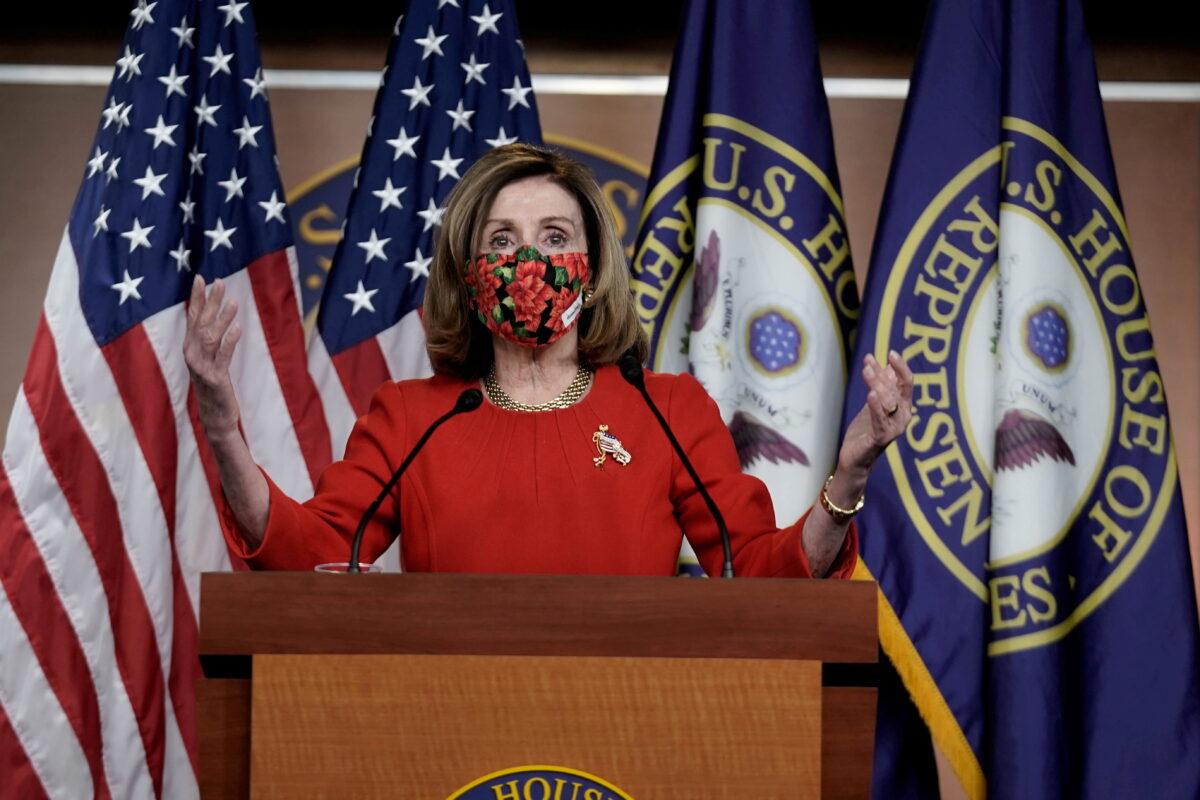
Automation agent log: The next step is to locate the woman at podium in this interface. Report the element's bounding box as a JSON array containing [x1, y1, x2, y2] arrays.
[[183, 144, 913, 578]]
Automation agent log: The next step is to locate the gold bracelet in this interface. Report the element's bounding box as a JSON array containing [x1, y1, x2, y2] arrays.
[[819, 472, 864, 524]]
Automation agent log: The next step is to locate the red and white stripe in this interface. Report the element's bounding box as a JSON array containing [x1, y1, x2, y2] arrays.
[[308, 308, 431, 461], [0, 230, 331, 798]]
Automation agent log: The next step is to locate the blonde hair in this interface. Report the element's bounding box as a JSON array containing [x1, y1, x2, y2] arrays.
[[424, 143, 648, 379]]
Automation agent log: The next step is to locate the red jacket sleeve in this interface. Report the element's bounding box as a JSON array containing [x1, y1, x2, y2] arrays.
[[219, 382, 409, 570], [663, 373, 857, 579]]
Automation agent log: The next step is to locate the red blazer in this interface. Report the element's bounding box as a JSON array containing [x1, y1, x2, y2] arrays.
[[223, 365, 857, 578]]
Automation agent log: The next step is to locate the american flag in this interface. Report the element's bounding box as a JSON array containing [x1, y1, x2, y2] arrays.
[[0, 1, 330, 797], [308, 0, 541, 459]]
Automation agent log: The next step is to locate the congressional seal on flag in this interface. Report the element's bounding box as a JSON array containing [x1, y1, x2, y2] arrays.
[[846, 1, 1200, 797], [878, 118, 1179, 656], [632, 0, 857, 535]]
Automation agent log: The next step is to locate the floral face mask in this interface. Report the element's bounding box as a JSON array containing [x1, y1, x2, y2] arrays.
[[464, 246, 591, 348]]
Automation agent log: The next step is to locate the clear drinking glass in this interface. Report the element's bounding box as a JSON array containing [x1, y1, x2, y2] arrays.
[[313, 562, 383, 574]]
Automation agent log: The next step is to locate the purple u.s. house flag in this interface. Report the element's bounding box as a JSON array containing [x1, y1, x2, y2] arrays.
[[308, 0, 541, 459], [631, 0, 858, 575], [845, 0, 1200, 797]]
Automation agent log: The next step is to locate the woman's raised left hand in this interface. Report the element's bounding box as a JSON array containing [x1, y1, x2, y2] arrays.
[[837, 350, 914, 477]]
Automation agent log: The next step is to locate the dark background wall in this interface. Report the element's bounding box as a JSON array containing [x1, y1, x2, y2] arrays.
[[2, 1, 1198, 77]]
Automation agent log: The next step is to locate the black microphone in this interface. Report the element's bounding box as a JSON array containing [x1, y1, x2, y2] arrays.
[[347, 388, 483, 572], [617, 352, 734, 578]]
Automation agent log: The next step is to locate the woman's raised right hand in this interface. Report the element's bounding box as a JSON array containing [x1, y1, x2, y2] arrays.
[[183, 275, 243, 442]]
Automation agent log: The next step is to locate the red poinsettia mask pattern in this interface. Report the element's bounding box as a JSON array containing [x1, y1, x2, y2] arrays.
[[464, 246, 591, 348]]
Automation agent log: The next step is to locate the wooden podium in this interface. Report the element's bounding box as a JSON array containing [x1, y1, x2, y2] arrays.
[[198, 572, 877, 798]]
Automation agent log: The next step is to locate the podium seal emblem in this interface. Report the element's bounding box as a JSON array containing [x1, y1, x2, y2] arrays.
[[448, 765, 634, 799]]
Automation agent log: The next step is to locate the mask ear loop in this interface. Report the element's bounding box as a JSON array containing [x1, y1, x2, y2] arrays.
[[578, 251, 595, 307]]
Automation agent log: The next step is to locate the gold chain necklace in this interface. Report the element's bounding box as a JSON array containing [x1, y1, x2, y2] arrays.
[[484, 365, 594, 412]]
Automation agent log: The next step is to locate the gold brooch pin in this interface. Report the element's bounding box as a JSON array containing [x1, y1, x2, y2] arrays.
[[592, 424, 632, 468]]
